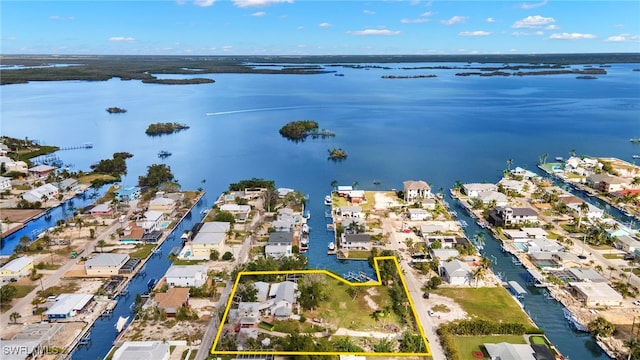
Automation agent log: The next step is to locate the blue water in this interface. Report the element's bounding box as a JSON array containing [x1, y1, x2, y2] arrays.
[[2, 61, 639, 359]]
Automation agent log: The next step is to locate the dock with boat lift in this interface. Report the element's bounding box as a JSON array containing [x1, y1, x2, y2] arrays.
[[342, 271, 376, 283]]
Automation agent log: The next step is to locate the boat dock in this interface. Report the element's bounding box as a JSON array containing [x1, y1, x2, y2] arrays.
[[342, 271, 376, 283]]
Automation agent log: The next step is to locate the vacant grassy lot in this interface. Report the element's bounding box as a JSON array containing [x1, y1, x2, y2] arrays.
[[454, 335, 526, 360], [129, 244, 156, 259], [14, 284, 36, 298], [433, 287, 534, 326], [77, 173, 119, 184]]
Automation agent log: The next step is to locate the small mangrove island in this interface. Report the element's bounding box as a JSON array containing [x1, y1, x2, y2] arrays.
[[106, 107, 127, 113], [145, 122, 190, 136], [328, 148, 347, 161], [279, 120, 335, 141]]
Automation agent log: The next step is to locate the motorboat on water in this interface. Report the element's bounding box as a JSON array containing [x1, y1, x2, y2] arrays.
[[115, 316, 129, 333], [324, 195, 332, 206], [328, 242, 335, 251], [302, 223, 310, 234]]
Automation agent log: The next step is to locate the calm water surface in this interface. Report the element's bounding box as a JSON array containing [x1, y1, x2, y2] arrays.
[[2, 62, 639, 359]]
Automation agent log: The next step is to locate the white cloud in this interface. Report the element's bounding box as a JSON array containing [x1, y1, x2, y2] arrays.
[[486, 17, 495, 23], [520, 0, 547, 10], [109, 37, 136, 42], [440, 16, 467, 25], [512, 31, 544, 36], [223, 45, 233, 51], [421, 11, 434, 17], [1, 36, 17, 41], [49, 15, 74, 20], [605, 34, 640, 42], [512, 15, 555, 29], [401, 18, 429, 24], [251, 11, 266, 16], [363, 10, 376, 15], [233, 0, 292, 7], [348, 29, 401, 36], [545, 24, 559, 30], [194, 0, 215, 7], [319, 22, 332, 28], [459, 30, 491, 36], [549, 32, 596, 40]]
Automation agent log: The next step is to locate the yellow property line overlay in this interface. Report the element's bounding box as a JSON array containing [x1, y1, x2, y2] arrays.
[[210, 256, 432, 357]]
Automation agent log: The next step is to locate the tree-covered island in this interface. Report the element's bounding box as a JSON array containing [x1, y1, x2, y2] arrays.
[[328, 148, 348, 161], [279, 120, 335, 141], [106, 107, 127, 113], [145, 122, 190, 136]]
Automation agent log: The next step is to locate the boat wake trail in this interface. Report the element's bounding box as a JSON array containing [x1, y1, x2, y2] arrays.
[[205, 105, 311, 116]]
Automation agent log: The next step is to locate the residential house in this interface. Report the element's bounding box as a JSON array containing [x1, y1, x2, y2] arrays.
[[422, 198, 437, 210], [488, 206, 538, 227], [0, 176, 12, 191], [22, 184, 59, 203], [268, 281, 299, 319], [273, 208, 296, 232], [116, 186, 141, 202], [254, 281, 270, 301], [615, 235, 640, 254], [347, 190, 366, 204], [440, 259, 471, 285], [153, 287, 190, 317], [0, 156, 28, 174], [165, 265, 208, 287], [520, 227, 548, 239], [566, 267, 606, 283], [0, 256, 34, 283], [407, 208, 432, 221], [476, 191, 508, 207], [56, 178, 79, 192], [85, 253, 130, 276], [462, 183, 498, 198], [425, 236, 458, 249], [220, 203, 251, 223], [510, 167, 541, 180], [484, 342, 537, 360], [149, 196, 176, 214], [28, 165, 56, 178], [528, 252, 581, 269], [498, 178, 525, 193], [136, 210, 165, 232], [337, 185, 353, 197], [234, 302, 261, 328], [112, 342, 170, 360], [265, 232, 294, 258], [569, 282, 623, 307], [403, 180, 432, 203], [45, 293, 93, 320], [90, 204, 113, 216], [340, 233, 372, 251], [190, 232, 226, 260], [502, 229, 529, 242], [526, 238, 564, 253], [277, 188, 294, 198], [0, 143, 8, 156], [420, 223, 448, 236], [430, 248, 460, 262], [341, 218, 366, 234], [565, 202, 604, 219], [337, 206, 363, 218], [586, 174, 628, 193]]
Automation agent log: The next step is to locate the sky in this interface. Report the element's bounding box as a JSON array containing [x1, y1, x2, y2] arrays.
[[1, 0, 639, 55]]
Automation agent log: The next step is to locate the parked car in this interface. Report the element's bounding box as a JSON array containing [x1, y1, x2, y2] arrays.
[[422, 292, 430, 299]]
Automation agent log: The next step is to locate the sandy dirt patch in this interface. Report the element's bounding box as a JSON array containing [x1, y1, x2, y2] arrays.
[[424, 293, 468, 326], [374, 192, 404, 210], [363, 295, 378, 310]]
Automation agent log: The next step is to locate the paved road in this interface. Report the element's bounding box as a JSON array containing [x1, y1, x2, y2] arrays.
[[383, 219, 446, 360]]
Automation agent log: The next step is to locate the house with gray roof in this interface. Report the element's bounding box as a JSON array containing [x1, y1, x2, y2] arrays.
[[440, 259, 471, 285], [265, 232, 294, 258], [112, 341, 170, 360], [85, 253, 129, 276], [340, 233, 372, 251], [268, 281, 298, 319], [403, 180, 432, 202], [165, 265, 208, 287], [484, 342, 536, 360]]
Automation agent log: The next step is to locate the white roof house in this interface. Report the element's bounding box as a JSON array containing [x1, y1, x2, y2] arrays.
[[408, 208, 432, 221], [1, 256, 34, 273], [440, 259, 471, 285], [476, 191, 508, 207], [85, 253, 130, 276], [430, 248, 460, 262], [192, 232, 225, 246], [484, 342, 536, 360], [165, 265, 208, 287], [137, 210, 165, 231], [112, 341, 170, 360], [521, 227, 548, 239], [220, 204, 251, 212], [498, 179, 525, 193], [46, 293, 93, 319], [199, 221, 231, 233], [0, 176, 12, 191], [462, 183, 498, 198], [338, 206, 363, 218], [22, 183, 59, 203], [569, 282, 623, 307], [526, 238, 564, 253]]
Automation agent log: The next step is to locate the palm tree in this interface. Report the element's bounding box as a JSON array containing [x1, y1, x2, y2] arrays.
[[76, 217, 85, 235], [472, 266, 487, 288], [9, 312, 21, 324], [607, 265, 616, 279], [538, 153, 549, 165], [330, 180, 338, 192], [506, 159, 514, 171], [570, 149, 577, 157], [578, 202, 589, 230], [97, 239, 107, 253], [352, 181, 359, 190]]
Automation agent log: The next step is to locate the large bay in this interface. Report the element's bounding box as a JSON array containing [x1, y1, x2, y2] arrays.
[[2, 61, 639, 359]]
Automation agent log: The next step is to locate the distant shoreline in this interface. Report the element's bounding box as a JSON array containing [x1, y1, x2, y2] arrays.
[[1, 53, 639, 85]]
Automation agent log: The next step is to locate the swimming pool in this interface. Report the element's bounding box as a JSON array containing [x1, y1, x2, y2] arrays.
[[514, 243, 528, 251], [160, 221, 171, 229]]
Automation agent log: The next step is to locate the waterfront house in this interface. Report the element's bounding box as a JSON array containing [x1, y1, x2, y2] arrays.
[[0, 256, 34, 283], [340, 233, 372, 251], [0, 176, 12, 191], [615, 235, 640, 254], [528, 252, 581, 269], [277, 187, 294, 198], [422, 198, 437, 210], [136, 210, 165, 232], [90, 204, 113, 216], [502, 229, 528, 242], [488, 206, 538, 227], [586, 174, 628, 193], [116, 186, 141, 202], [420, 223, 449, 236], [85, 253, 130, 276], [568, 282, 623, 307], [190, 231, 226, 260], [526, 238, 564, 253], [0, 142, 8, 155], [337, 206, 363, 218], [403, 180, 432, 203], [22, 183, 59, 203], [0, 156, 28, 174], [220, 203, 251, 223], [484, 342, 537, 360], [565, 201, 604, 219], [45, 293, 94, 320], [233, 302, 261, 328], [520, 227, 548, 239], [440, 259, 471, 285], [28, 164, 56, 178], [112, 342, 170, 360], [462, 183, 498, 198], [268, 281, 299, 319], [165, 265, 208, 287], [425, 236, 458, 249], [566, 267, 606, 283], [347, 190, 366, 204], [407, 208, 432, 221], [265, 231, 294, 258], [341, 218, 366, 234], [498, 178, 525, 193], [476, 191, 508, 207], [0, 322, 65, 360], [510, 167, 541, 180], [430, 248, 460, 262], [337, 185, 353, 196], [149, 196, 176, 214], [153, 287, 190, 317]]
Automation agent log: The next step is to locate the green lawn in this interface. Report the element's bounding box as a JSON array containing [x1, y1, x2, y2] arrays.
[[433, 287, 534, 326], [77, 173, 119, 184], [603, 253, 622, 259], [272, 319, 326, 333], [529, 335, 548, 345], [14, 284, 36, 298], [454, 335, 526, 360], [129, 244, 156, 259], [341, 250, 371, 259]]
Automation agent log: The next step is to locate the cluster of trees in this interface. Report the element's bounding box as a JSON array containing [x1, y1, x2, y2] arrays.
[[232, 255, 308, 283], [138, 164, 175, 188], [145, 122, 190, 136], [228, 178, 275, 191], [587, 317, 615, 338], [278, 120, 319, 140], [327, 148, 347, 160], [298, 275, 329, 311], [90, 152, 132, 177]]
